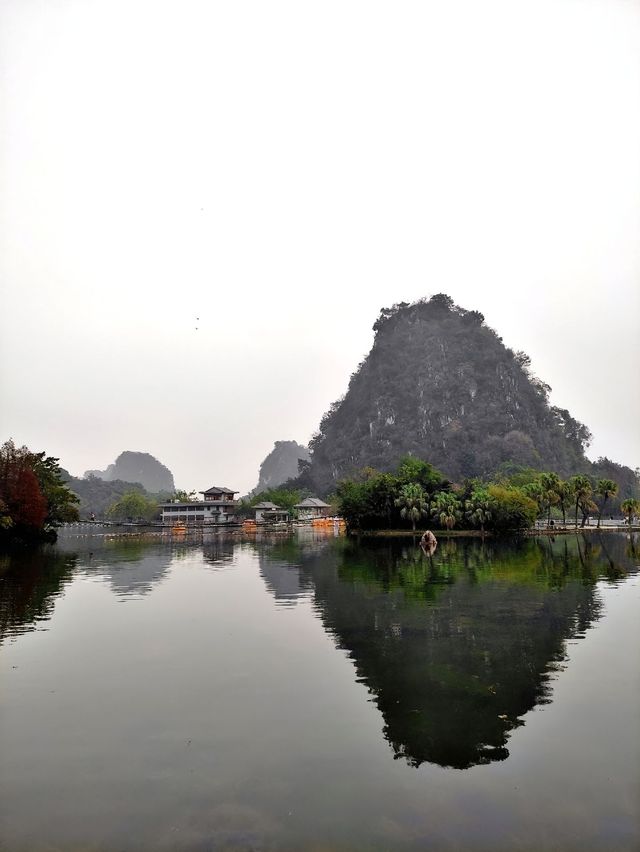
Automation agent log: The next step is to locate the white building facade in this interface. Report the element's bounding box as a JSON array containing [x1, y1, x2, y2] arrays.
[[160, 486, 239, 525]]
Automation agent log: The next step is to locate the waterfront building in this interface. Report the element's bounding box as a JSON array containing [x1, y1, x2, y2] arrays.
[[160, 486, 239, 525], [253, 501, 290, 523], [295, 497, 332, 520]]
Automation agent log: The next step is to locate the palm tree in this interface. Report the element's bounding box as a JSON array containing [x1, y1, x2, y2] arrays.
[[522, 480, 545, 520], [432, 492, 462, 530], [394, 483, 427, 532], [595, 479, 618, 528], [621, 498, 640, 529], [569, 475, 593, 528], [555, 479, 574, 527], [540, 472, 561, 525], [464, 488, 492, 537]]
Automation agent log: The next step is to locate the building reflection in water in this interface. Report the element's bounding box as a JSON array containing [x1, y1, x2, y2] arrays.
[[1, 529, 636, 771]]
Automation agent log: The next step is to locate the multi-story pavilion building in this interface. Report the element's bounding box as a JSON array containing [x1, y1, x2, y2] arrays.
[[160, 486, 239, 525]]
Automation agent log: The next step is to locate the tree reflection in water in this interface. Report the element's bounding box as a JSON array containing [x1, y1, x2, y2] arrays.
[[1, 530, 636, 772], [0, 547, 77, 645], [258, 533, 636, 770]]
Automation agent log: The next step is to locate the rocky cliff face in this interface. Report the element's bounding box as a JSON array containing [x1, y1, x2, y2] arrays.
[[306, 295, 593, 493], [83, 451, 175, 494], [252, 441, 311, 494]]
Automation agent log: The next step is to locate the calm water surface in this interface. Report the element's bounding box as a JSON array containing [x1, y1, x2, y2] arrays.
[[0, 530, 638, 851]]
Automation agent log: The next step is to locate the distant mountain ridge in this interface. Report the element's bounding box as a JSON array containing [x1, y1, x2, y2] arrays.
[[62, 473, 149, 518], [252, 441, 310, 495], [83, 451, 175, 494], [303, 294, 634, 495]]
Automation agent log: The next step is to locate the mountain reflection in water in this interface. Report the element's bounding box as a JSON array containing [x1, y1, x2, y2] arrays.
[[1, 531, 637, 776], [256, 533, 637, 770]]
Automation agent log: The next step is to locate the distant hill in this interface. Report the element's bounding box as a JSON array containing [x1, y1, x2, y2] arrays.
[[302, 294, 634, 495], [83, 451, 175, 494], [62, 472, 149, 518], [252, 441, 311, 495]]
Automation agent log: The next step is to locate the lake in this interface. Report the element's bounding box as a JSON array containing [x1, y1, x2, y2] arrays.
[[1, 529, 638, 851]]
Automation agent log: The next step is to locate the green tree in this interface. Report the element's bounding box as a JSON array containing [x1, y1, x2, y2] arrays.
[[172, 489, 198, 502], [522, 480, 545, 519], [336, 479, 370, 530], [464, 487, 492, 537], [364, 473, 398, 528], [595, 479, 618, 528], [29, 452, 80, 528], [0, 440, 79, 540], [395, 483, 428, 532], [540, 472, 561, 525], [107, 491, 158, 523], [569, 475, 593, 528], [250, 486, 307, 516], [555, 479, 574, 527], [486, 484, 538, 533], [621, 498, 639, 528], [431, 492, 462, 530], [397, 456, 447, 492], [396, 457, 447, 522]]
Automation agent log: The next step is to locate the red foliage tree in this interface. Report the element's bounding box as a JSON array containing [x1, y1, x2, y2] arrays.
[[0, 441, 48, 532], [8, 466, 48, 528]]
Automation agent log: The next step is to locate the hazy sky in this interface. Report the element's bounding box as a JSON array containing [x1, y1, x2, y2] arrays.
[[1, 0, 639, 494]]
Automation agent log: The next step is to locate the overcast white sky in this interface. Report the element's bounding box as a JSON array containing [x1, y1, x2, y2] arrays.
[[1, 0, 639, 494]]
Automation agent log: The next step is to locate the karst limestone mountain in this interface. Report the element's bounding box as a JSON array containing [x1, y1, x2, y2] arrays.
[[84, 451, 175, 494], [251, 441, 311, 495], [303, 294, 616, 495]]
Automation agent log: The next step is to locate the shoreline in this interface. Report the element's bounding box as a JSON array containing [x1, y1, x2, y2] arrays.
[[350, 526, 639, 539], [4, 523, 635, 548]]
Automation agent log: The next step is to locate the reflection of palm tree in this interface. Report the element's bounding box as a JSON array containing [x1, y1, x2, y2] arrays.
[[596, 533, 623, 580], [575, 533, 587, 572]]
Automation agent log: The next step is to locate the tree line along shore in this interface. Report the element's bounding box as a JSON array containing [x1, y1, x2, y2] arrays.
[[1, 440, 638, 545], [334, 457, 639, 535]]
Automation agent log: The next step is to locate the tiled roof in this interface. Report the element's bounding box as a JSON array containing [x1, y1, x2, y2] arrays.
[[254, 501, 280, 509], [295, 497, 331, 508], [200, 486, 238, 495]]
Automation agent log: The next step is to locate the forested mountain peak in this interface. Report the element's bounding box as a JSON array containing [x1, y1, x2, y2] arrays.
[[251, 441, 311, 495], [305, 295, 595, 493], [83, 451, 175, 494]]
